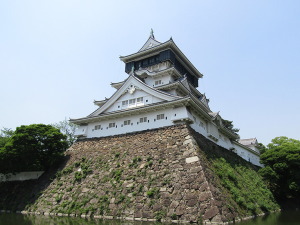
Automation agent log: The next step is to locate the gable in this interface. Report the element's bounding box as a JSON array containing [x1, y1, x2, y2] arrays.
[[104, 89, 165, 113], [89, 75, 181, 117], [138, 37, 161, 52]]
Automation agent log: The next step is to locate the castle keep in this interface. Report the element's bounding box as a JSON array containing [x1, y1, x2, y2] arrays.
[[70, 31, 261, 166]]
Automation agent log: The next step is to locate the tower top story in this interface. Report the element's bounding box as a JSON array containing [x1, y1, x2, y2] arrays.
[[120, 30, 203, 88]]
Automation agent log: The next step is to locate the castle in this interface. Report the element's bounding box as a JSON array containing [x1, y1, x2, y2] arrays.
[[71, 31, 262, 167]]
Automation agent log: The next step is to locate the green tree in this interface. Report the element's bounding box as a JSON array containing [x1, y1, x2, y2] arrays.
[[0, 124, 68, 173], [257, 143, 267, 154], [0, 128, 14, 148], [52, 119, 78, 147], [259, 136, 300, 201], [222, 119, 240, 134]]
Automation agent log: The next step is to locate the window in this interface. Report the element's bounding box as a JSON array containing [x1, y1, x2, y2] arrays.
[[137, 97, 143, 103], [157, 114, 164, 120], [124, 120, 131, 126], [122, 100, 128, 106], [139, 117, 147, 123], [155, 80, 162, 86], [129, 99, 136, 105], [109, 123, 115, 128], [95, 125, 101, 130]]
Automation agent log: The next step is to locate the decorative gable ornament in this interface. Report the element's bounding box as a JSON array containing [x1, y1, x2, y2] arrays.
[[128, 86, 136, 95]]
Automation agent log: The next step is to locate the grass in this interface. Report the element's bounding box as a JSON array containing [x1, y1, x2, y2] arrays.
[[212, 157, 279, 215], [146, 187, 159, 198]]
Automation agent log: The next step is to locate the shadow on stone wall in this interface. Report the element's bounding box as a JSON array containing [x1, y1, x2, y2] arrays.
[[0, 155, 70, 212]]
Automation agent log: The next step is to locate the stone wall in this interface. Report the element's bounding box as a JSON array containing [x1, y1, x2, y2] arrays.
[[0, 124, 278, 224]]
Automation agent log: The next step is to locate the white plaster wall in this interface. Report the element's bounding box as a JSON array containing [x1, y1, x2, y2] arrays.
[[145, 74, 172, 87], [207, 123, 219, 139], [170, 106, 190, 122], [187, 111, 261, 166], [85, 107, 181, 138], [233, 143, 263, 167], [76, 105, 262, 167], [189, 112, 233, 150], [0, 171, 44, 182], [74, 126, 87, 136]]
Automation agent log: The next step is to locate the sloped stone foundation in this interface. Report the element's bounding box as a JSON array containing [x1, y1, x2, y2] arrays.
[[0, 124, 279, 224]]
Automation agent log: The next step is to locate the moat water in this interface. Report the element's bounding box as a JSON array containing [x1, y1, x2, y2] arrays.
[[0, 211, 299, 225]]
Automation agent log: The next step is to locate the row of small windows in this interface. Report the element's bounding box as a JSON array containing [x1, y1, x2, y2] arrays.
[[93, 114, 166, 131], [122, 97, 143, 106]]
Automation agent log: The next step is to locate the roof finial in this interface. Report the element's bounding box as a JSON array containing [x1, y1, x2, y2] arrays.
[[150, 28, 155, 39]]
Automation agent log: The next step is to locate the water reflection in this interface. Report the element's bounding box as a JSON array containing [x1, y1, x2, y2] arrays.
[[0, 214, 155, 225], [0, 212, 299, 225], [237, 211, 300, 225]]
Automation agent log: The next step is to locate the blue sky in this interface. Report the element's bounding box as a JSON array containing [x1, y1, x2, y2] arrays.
[[0, 1, 299, 145]]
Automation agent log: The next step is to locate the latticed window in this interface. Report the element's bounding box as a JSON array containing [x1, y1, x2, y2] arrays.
[[137, 97, 143, 103], [124, 120, 131, 126], [109, 123, 115, 128], [155, 80, 162, 86], [94, 125, 101, 130], [122, 100, 128, 106], [139, 117, 147, 123], [157, 114, 164, 120], [129, 99, 136, 105]]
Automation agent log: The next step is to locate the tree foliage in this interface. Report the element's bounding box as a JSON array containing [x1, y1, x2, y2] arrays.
[[222, 119, 240, 134], [52, 119, 78, 147], [259, 136, 300, 201], [0, 128, 14, 148], [256, 143, 267, 154], [0, 124, 68, 173]]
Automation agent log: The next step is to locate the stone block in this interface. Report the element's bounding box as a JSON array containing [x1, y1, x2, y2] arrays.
[[185, 156, 199, 164], [170, 200, 179, 209], [203, 206, 219, 220], [199, 192, 211, 201], [134, 211, 142, 218], [190, 166, 202, 173], [135, 203, 143, 210], [183, 139, 192, 146], [142, 211, 153, 218], [186, 199, 198, 207], [160, 192, 171, 199], [199, 182, 209, 192], [162, 198, 171, 206], [153, 204, 162, 211], [160, 187, 167, 192], [110, 198, 115, 204], [175, 206, 185, 215], [90, 198, 98, 204]]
